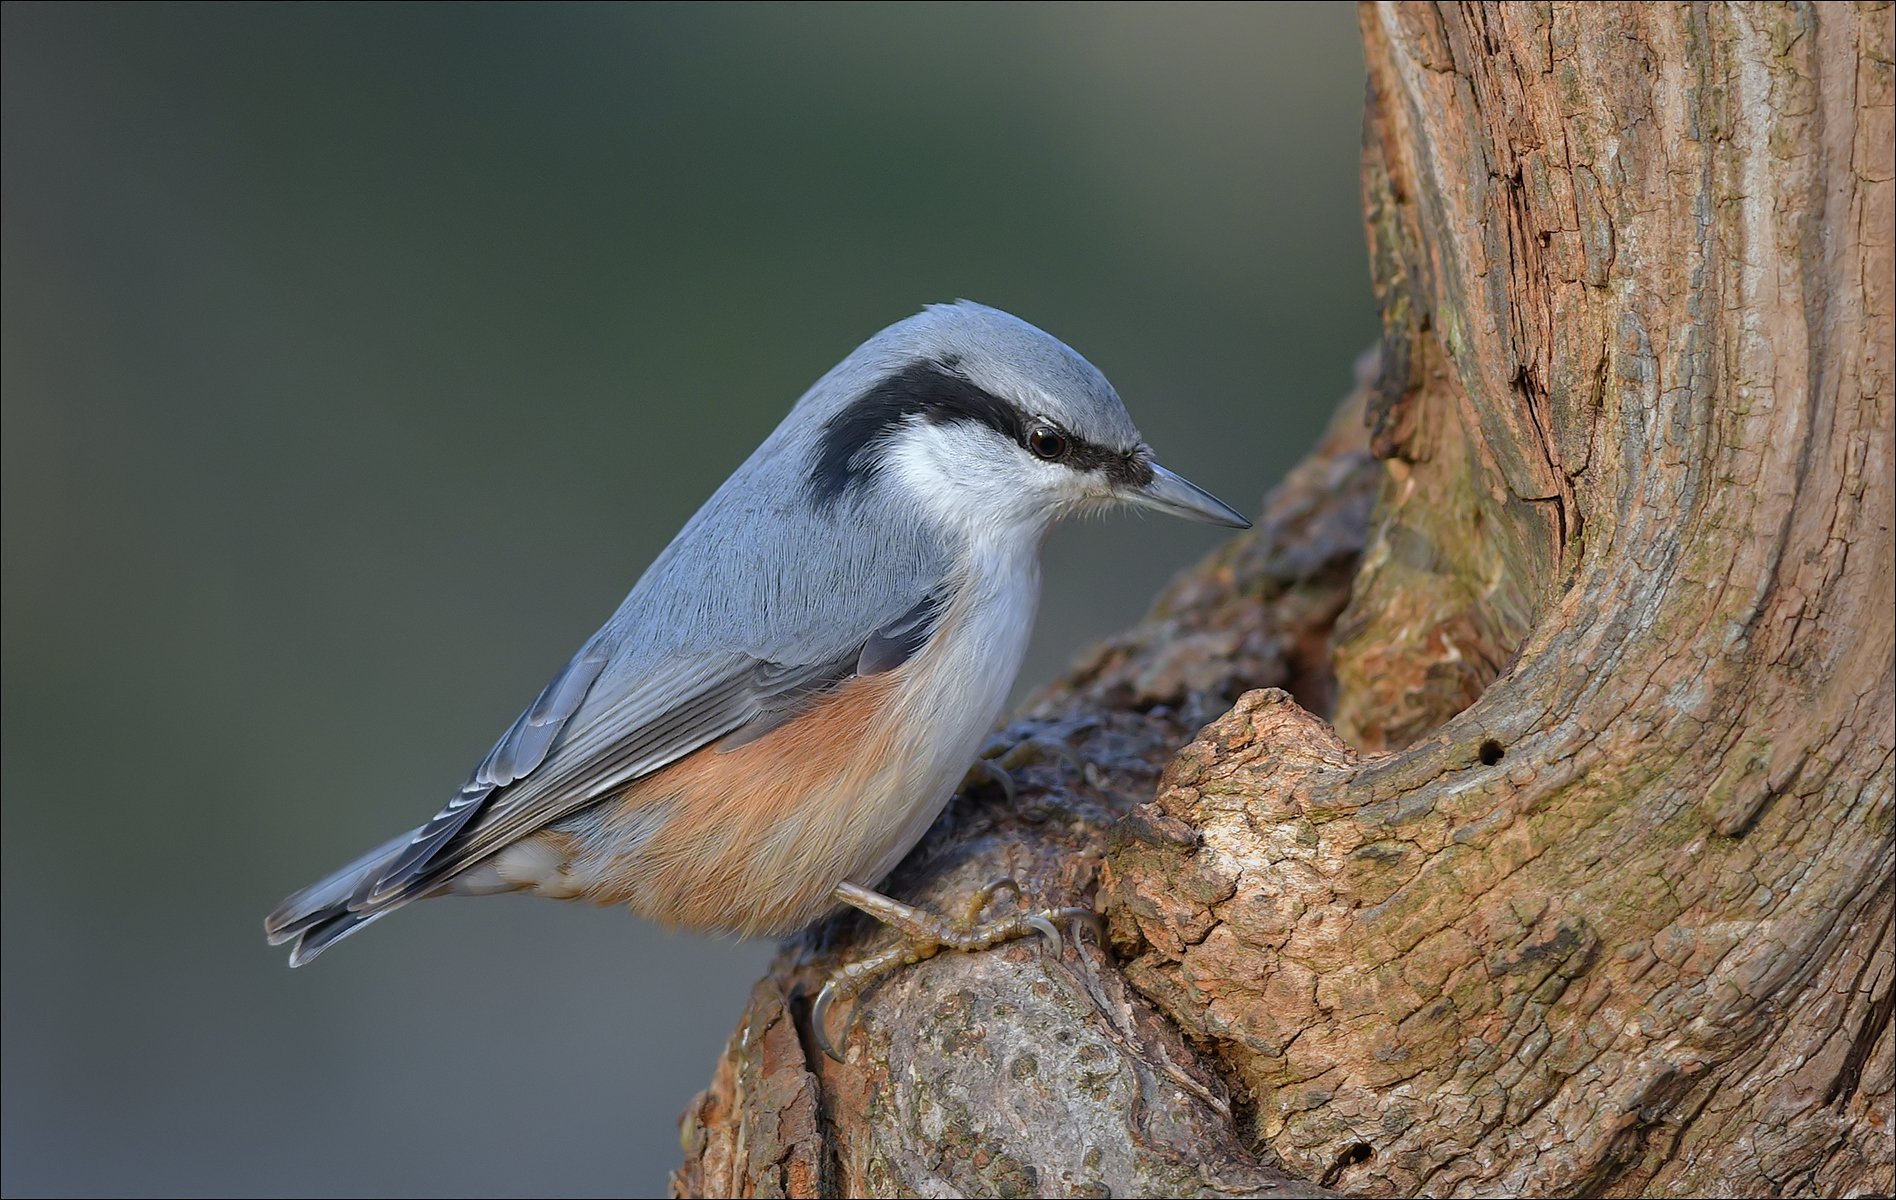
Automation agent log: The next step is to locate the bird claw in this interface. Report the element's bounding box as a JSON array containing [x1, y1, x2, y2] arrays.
[[994, 736, 1086, 778], [963, 875, 1022, 925], [811, 881, 1104, 1064], [1024, 912, 1064, 955], [959, 758, 1017, 804], [811, 979, 843, 1063], [961, 737, 1085, 805], [1027, 907, 1108, 959]]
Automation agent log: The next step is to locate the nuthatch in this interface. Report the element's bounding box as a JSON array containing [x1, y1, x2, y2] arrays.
[[265, 301, 1248, 1059]]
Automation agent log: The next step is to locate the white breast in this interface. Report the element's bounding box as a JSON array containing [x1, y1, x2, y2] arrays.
[[844, 530, 1041, 890]]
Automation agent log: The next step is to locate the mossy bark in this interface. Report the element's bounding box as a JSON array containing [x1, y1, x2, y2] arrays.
[[673, 4, 1894, 1196]]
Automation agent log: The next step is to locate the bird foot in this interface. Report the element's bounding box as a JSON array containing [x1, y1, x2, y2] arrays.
[[959, 736, 1086, 805], [810, 877, 1102, 1063]]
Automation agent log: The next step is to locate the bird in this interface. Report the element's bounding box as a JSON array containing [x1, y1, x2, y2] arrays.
[[264, 300, 1249, 1058]]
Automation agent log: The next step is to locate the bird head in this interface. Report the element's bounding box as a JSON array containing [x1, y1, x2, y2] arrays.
[[805, 301, 1250, 542]]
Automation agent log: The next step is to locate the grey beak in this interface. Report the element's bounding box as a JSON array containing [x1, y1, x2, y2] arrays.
[[1125, 461, 1252, 528]]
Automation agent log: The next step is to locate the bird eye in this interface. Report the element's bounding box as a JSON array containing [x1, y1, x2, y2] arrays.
[[1028, 425, 1069, 461]]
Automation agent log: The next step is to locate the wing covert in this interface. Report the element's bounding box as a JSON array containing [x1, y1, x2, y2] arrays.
[[365, 639, 610, 904]]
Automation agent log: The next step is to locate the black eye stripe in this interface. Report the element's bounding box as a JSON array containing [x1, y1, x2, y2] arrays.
[[807, 358, 1153, 506], [1064, 435, 1154, 489]]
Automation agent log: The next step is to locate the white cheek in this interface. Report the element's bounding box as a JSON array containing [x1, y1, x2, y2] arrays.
[[884, 424, 1052, 533]]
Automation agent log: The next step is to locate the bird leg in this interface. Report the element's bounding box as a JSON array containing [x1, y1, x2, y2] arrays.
[[809, 877, 1102, 1063]]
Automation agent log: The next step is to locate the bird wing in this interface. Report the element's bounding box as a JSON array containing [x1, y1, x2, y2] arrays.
[[354, 564, 951, 910]]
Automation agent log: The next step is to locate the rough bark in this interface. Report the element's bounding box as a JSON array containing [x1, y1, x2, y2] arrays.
[[673, 4, 1894, 1197]]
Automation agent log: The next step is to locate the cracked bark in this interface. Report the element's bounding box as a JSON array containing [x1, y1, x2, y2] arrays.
[[673, 4, 1894, 1197]]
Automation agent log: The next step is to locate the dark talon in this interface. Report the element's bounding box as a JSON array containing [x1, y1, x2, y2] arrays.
[[965, 875, 1021, 923], [997, 736, 1085, 777], [983, 876, 1022, 902], [811, 980, 845, 1063], [960, 758, 1017, 804], [1025, 912, 1064, 955], [964, 738, 1086, 809]]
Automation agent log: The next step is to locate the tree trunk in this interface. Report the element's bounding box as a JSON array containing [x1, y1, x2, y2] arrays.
[[672, 4, 1894, 1197]]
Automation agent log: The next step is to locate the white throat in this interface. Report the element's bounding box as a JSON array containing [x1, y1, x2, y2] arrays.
[[846, 424, 1049, 890]]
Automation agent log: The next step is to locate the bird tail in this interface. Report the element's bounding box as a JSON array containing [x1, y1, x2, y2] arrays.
[[264, 829, 421, 967]]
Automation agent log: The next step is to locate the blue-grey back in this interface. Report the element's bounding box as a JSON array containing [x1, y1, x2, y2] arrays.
[[595, 299, 1128, 671]]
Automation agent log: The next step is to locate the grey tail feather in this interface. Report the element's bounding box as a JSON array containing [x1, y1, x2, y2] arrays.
[[264, 829, 422, 966], [284, 908, 393, 967]]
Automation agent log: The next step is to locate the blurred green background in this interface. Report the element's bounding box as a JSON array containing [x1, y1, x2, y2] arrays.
[[1, 4, 1372, 1196]]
